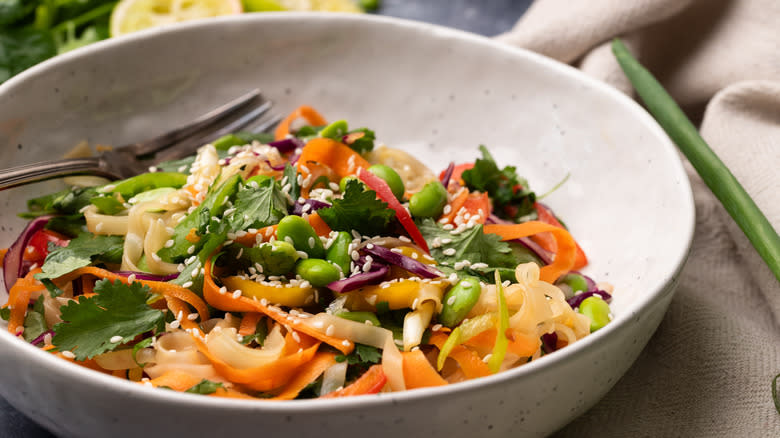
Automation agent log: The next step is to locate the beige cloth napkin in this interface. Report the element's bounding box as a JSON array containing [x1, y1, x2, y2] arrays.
[[496, 1, 780, 436]]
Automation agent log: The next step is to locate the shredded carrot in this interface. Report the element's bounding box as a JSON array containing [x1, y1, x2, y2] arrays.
[[440, 189, 469, 224], [274, 105, 328, 140], [203, 257, 353, 354], [185, 228, 200, 243], [210, 387, 258, 399], [297, 138, 371, 179], [4, 268, 44, 335], [238, 312, 263, 336], [193, 333, 320, 392], [0, 248, 7, 265], [463, 328, 540, 358], [402, 349, 448, 389], [306, 212, 331, 237], [429, 332, 490, 379], [483, 221, 577, 283], [56, 266, 209, 323], [148, 369, 203, 391], [184, 185, 202, 207], [532, 203, 588, 269], [271, 352, 336, 400]]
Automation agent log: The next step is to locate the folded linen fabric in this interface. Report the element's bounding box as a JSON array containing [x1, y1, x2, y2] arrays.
[[496, 1, 780, 436]]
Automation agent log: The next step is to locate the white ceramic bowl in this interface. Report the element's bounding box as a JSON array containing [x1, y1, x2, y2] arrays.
[[0, 13, 694, 438]]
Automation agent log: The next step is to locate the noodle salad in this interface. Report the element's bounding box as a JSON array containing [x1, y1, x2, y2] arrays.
[[1, 106, 613, 399]]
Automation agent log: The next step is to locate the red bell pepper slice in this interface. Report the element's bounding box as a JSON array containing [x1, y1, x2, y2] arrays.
[[358, 168, 430, 253], [23, 229, 69, 265], [321, 364, 387, 398]]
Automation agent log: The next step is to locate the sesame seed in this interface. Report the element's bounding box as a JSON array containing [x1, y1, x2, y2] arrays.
[[443, 224, 454, 230], [182, 281, 194, 289], [291, 331, 301, 343], [127, 274, 136, 284], [342, 340, 351, 347], [351, 250, 360, 261], [442, 248, 456, 256], [482, 354, 493, 363], [296, 250, 309, 259], [61, 351, 76, 359], [432, 324, 443, 331], [187, 313, 199, 321], [443, 205, 452, 215], [164, 239, 175, 248], [260, 298, 268, 306], [236, 248, 244, 259], [308, 236, 316, 248], [232, 290, 242, 299], [110, 336, 123, 343], [151, 253, 162, 262], [218, 286, 227, 294], [447, 295, 457, 306], [169, 320, 180, 329], [187, 245, 196, 254]]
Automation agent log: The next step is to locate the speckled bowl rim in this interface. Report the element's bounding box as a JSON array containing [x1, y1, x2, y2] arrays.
[[0, 12, 695, 414]]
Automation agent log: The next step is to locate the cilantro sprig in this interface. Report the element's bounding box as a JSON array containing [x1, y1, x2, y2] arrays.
[[36, 233, 124, 280], [417, 219, 518, 269], [318, 179, 395, 236], [52, 279, 165, 361], [461, 146, 536, 222]]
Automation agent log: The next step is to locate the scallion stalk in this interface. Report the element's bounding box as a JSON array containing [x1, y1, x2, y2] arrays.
[[611, 39, 780, 282]]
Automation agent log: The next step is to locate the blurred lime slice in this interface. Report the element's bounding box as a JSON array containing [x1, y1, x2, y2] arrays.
[[110, 0, 244, 37], [274, 0, 363, 12]]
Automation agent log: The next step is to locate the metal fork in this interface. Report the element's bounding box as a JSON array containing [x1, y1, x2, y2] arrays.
[[0, 89, 280, 190]]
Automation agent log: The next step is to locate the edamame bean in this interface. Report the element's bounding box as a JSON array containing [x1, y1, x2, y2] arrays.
[[557, 273, 588, 299], [337, 311, 381, 327], [409, 181, 448, 218], [339, 175, 364, 193], [578, 296, 611, 332], [439, 276, 482, 328], [368, 164, 405, 201], [320, 120, 348, 139], [295, 258, 341, 287], [325, 231, 352, 274], [276, 215, 325, 259]]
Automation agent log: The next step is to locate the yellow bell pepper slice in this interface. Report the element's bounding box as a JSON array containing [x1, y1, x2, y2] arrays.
[[340, 279, 447, 311], [222, 276, 316, 307]]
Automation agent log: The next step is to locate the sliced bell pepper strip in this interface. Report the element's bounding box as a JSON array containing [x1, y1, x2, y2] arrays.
[[297, 138, 371, 179], [203, 257, 353, 354], [338, 279, 446, 311], [274, 105, 328, 140], [483, 221, 576, 283], [321, 364, 387, 398], [402, 349, 448, 389], [358, 167, 429, 253], [532, 203, 588, 269], [221, 276, 316, 308], [24, 229, 69, 264]]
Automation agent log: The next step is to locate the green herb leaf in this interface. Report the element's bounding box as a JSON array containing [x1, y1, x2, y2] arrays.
[[283, 163, 300, 201], [185, 379, 224, 395], [52, 279, 165, 360], [318, 179, 395, 236], [0, 28, 56, 83], [36, 233, 124, 280], [416, 218, 518, 269], [227, 178, 288, 232], [461, 146, 536, 222], [335, 343, 382, 365], [22, 296, 47, 343], [346, 128, 375, 153]]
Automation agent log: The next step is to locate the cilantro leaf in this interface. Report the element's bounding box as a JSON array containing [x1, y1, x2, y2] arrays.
[[36, 233, 124, 280], [283, 163, 301, 201], [227, 177, 287, 232], [461, 146, 537, 222], [22, 186, 97, 218], [185, 379, 224, 395], [335, 343, 382, 365], [52, 279, 165, 361], [22, 296, 47, 343], [318, 179, 395, 236], [417, 218, 518, 269]]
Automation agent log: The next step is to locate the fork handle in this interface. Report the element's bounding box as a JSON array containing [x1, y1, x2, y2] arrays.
[[0, 157, 117, 191]]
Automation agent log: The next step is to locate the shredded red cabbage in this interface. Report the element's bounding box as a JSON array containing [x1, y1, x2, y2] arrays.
[[440, 162, 455, 188], [362, 245, 443, 279], [292, 199, 331, 216], [328, 264, 389, 293], [566, 290, 612, 309], [113, 271, 179, 282], [268, 137, 304, 154], [3, 216, 52, 291], [30, 330, 54, 346], [541, 332, 558, 354]]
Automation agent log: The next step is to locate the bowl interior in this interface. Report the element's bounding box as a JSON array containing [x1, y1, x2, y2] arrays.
[[0, 12, 694, 437]]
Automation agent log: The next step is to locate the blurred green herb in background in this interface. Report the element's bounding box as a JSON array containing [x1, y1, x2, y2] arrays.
[[0, 0, 117, 84]]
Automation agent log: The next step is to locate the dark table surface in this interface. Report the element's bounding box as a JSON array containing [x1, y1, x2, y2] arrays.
[[0, 1, 533, 436]]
